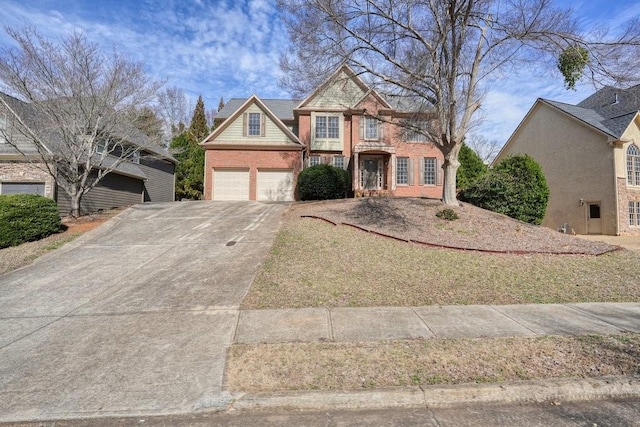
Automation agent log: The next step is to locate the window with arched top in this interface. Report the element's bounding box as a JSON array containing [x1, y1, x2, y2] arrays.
[[627, 144, 640, 186]]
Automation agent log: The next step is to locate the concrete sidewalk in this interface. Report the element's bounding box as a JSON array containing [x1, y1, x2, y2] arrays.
[[234, 302, 640, 344]]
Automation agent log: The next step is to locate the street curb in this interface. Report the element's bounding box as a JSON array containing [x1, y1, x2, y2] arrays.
[[229, 376, 640, 411]]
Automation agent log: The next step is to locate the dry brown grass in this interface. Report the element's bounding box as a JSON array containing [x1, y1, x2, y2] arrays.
[[0, 208, 123, 275], [242, 216, 640, 309], [225, 333, 640, 392]]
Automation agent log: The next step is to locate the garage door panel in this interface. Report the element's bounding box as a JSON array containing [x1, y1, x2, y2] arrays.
[[257, 170, 294, 202], [213, 169, 250, 201], [1, 182, 45, 196]]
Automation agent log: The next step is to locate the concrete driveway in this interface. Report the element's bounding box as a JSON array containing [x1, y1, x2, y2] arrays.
[[0, 201, 287, 422]]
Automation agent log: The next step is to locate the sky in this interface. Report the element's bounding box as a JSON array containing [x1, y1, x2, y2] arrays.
[[1, 0, 639, 145]]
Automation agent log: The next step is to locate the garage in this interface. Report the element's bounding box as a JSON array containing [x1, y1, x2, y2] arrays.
[[1, 182, 45, 196], [257, 169, 294, 201], [212, 169, 250, 200]]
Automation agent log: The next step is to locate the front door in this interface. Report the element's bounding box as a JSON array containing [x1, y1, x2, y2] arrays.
[[361, 157, 383, 190], [587, 203, 602, 234]]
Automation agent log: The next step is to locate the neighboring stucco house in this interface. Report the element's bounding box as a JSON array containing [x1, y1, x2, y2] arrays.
[[201, 65, 444, 201], [0, 92, 177, 215], [496, 85, 640, 235]]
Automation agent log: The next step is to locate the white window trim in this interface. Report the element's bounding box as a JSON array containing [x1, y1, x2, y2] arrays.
[[311, 112, 344, 151], [420, 157, 439, 186], [248, 112, 261, 136], [0, 112, 7, 143], [630, 201, 640, 227], [96, 140, 107, 155], [396, 157, 411, 186], [309, 155, 321, 167], [332, 155, 345, 169], [627, 144, 640, 186], [404, 120, 428, 143]]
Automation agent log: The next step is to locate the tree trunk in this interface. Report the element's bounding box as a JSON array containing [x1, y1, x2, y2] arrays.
[[441, 143, 461, 206], [70, 193, 81, 218]]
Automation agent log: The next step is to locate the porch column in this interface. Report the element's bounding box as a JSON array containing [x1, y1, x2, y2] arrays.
[[353, 152, 359, 191], [390, 153, 396, 191]]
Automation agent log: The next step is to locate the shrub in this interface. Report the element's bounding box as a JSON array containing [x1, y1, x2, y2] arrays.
[[459, 155, 549, 225], [0, 194, 62, 248], [298, 164, 350, 201], [456, 143, 488, 190], [436, 208, 459, 221]]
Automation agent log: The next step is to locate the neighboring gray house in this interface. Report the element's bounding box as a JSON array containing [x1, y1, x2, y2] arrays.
[[0, 92, 176, 215]]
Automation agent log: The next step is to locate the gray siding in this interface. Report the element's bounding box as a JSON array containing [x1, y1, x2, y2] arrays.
[[57, 172, 143, 216], [0, 104, 39, 156], [140, 156, 175, 202]]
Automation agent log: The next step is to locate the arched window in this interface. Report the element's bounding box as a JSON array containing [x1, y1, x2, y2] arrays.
[[627, 144, 640, 186]]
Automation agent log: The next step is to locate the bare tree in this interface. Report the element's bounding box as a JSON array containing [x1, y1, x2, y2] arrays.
[[0, 27, 163, 217], [278, 0, 640, 204], [466, 134, 502, 165], [157, 86, 191, 139]]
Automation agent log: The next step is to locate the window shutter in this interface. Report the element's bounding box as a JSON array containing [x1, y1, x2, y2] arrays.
[[419, 158, 425, 185], [408, 158, 414, 185], [436, 159, 443, 186], [359, 116, 364, 139], [242, 113, 248, 136], [261, 113, 266, 137]]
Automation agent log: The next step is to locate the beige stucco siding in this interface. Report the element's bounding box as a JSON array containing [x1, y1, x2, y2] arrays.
[[499, 102, 616, 235], [216, 104, 294, 145]]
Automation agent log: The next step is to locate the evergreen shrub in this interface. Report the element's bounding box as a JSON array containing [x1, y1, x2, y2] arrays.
[[459, 155, 549, 225], [0, 194, 62, 248], [298, 164, 349, 201]]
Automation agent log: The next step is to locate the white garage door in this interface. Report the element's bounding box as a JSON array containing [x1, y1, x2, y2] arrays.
[[257, 169, 294, 201], [213, 169, 250, 200]]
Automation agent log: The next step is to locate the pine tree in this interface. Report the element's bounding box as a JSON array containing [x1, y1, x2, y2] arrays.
[[189, 96, 209, 142], [171, 95, 208, 200]]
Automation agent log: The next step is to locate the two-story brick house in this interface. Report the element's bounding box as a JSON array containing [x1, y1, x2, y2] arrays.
[[201, 65, 443, 201]]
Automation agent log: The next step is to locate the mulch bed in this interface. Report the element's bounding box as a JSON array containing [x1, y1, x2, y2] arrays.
[[288, 198, 618, 255]]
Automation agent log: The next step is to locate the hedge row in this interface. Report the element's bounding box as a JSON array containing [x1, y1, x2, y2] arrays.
[[0, 194, 62, 249]]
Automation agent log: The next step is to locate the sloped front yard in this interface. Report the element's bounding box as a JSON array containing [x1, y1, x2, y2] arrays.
[[241, 198, 639, 309]]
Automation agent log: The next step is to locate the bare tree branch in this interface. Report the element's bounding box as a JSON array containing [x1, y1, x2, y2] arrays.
[[278, 0, 640, 204], [0, 26, 164, 217]]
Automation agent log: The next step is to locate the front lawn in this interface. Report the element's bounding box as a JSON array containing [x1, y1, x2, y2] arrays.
[[242, 216, 640, 309]]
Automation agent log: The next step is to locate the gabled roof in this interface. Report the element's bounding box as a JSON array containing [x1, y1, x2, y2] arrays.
[[201, 94, 303, 146], [541, 99, 617, 138], [577, 85, 640, 119], [217, 98, 300, 121], [296, 64, 393, 110]]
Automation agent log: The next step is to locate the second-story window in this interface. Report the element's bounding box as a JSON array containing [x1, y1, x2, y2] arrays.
[[315, 116, 339, 139], [362, 116, 383, 140], [96, 141, 107, 155], [0, 112, 7, 143]]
